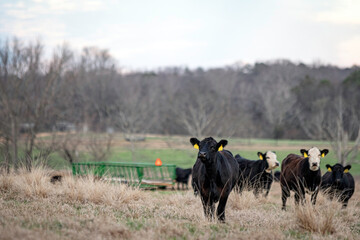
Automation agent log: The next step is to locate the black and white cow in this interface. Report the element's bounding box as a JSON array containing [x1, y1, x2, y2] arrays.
[[235, 151, 279, 197], [190, 137, 239, 222], [321, 163, 355, 208]]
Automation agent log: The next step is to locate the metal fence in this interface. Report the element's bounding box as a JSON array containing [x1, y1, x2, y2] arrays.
[[72, 162, 177, 188]]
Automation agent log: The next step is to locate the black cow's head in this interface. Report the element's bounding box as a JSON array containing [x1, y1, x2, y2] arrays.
[[326, 163, 351, 185], [300, 147, 329, 171], [190, 137, 227, 163]]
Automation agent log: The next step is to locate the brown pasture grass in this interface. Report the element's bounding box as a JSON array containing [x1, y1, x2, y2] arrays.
[[0, 167, 359, 240]]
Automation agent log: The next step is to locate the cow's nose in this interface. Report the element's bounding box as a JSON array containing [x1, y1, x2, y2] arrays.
[[312, 163, 318, 167], [275, 162, 280, 166], [199, 152, 207, 158], [335, 179, 341, 183]]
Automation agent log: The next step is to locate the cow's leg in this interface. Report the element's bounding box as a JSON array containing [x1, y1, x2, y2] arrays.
[[311, 189, 319, 205], [281, 186, 290, 210], [201, 195, 215, 220], [177, 182, 180, 190], [217, 193, 229, 223], [264, 180, 272, 198], [209, 203, 215, 220], [341, 191, 352, 209], [253, 185, 260, 198], [294, 192, 301, 205], [264, 187, 270, 198]]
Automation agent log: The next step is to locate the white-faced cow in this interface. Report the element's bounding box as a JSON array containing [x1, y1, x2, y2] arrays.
[[235, 151, 279, 197], [321, 163, 355, 208], [280, 147, 329, 210], [190, 137, 239, 222]]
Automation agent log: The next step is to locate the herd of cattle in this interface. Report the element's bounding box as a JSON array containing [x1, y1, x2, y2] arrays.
[[174, 137, 355, 222]]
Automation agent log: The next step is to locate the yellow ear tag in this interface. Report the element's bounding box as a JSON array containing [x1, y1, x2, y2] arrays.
[[194, 144, 199, 150], [218, 145, 223, 151], [304, 152, 308, 158], [344, 169, 349, 173], [321, 153, 325, 158], [327, 168, 332, 172], [259, 155, 263, 160]]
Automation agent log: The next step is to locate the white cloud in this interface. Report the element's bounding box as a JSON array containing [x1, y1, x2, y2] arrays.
[[2, 0, 105, 19], [338, 35, 360, 66], [316, 0, 360, 25]]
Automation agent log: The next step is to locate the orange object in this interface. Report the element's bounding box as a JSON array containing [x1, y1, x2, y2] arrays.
[[155, 158, 162, 166]]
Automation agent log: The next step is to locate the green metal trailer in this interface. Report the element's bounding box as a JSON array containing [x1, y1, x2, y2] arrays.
[[72, 162, 177, 188]]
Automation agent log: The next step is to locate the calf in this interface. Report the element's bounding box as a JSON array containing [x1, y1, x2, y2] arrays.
[[280, 147, 329, 210], [190, 137, 239, 222], [235, 151, 279, 197], [321, 164, 355, 208], [175, 167, 192, 190]]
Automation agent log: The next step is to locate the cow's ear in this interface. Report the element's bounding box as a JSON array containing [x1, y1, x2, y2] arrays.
[[216, 139, 228, 151], [300, 149, 308, 158], [344, 165, 351, 173], [190, 138, 200, 150], [326, 164, 332, 172], [320, 149, 329, 157], [257, 152, 264, 160]]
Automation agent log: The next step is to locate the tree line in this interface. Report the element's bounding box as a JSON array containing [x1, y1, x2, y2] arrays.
[[0, 38, 359, 171]]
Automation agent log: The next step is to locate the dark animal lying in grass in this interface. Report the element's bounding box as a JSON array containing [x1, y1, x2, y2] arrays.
[[175, 167, 192, 190], [280, 147, 329, 210], [50, 175, 62, 184], [235, 151, 279, 197], [321, 163, 355, 208], [190, 137, 239, 222]]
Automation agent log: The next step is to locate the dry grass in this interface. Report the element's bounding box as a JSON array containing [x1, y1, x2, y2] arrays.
[[0, 167, 359, 240]]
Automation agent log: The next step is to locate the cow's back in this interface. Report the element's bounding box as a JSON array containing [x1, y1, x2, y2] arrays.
[[217, 150, 239, 188], [281, 154, 302, 169], [280, 154, 303, 185]]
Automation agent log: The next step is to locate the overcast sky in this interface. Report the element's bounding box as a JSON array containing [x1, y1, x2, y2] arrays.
[[1, 0, 360, 70]]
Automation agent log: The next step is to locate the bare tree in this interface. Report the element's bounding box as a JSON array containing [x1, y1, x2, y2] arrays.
[[113, 74, 157, 161], [323, 94, 360, 164], [0, 38, 28, 170], [293, 76, 360, 164], [86, 133, 113, 162], [251, 61, 298, 140]]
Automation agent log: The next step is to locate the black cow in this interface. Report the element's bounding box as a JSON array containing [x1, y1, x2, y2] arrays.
[[321, 163, 355, 208], [235, 151, 279, 197], [274, 171, 281, 182], [190, 137, 239, 222], [280, 147, 329, 210], [175, 167, 192, 190]]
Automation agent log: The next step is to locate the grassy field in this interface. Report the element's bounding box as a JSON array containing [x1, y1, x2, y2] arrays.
[[45, 134, 360, 175], [0, 167, 359, 239]]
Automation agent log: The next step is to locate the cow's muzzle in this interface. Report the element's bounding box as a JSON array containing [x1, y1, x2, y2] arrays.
[[198, 151, 207, 159]]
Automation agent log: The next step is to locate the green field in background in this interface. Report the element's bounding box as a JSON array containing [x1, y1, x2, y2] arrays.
[[46, 145, 360, 176]]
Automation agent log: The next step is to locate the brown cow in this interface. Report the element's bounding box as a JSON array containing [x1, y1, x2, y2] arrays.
[[280, 147, 329, 210]]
